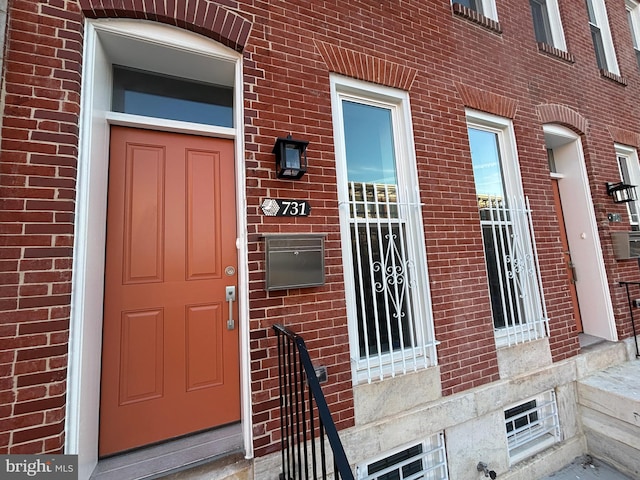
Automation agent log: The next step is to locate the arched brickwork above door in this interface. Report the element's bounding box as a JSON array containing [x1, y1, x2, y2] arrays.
[[79, 0, 252, 52], [536, 104, 588, 135]]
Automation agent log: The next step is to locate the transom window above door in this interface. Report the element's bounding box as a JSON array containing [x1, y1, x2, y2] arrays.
[[112, 66, 234, 127]]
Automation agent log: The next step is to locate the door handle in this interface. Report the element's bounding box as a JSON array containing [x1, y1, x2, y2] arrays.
[[568, 261, 578, 284], [226, 286, 236, 330]]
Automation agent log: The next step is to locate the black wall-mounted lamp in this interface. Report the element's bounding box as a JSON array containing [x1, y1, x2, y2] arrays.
[[606, 181, 638, 203], [273, 135, 309, 179]]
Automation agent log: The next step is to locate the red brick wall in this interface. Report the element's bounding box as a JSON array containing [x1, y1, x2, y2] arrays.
[[0, 0, 84, 453], [241, 2, 354, 454], [2, 0, 640, 459]]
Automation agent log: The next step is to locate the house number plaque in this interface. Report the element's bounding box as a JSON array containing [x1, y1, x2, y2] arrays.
[[261, 198, 311, 217]]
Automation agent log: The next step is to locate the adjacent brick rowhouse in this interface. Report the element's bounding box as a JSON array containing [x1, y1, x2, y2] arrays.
[[1, 0, 639, 459]]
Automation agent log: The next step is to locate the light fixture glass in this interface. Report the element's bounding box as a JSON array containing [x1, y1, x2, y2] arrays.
[[273, 135, 309, 179], [606, 181, 638, 203]]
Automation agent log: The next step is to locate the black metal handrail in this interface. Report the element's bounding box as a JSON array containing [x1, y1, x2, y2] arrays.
[[273, 324, 355, 480], [618, 281, 640, 358]]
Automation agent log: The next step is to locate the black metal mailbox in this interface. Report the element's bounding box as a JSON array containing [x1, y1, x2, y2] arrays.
[[611, 231, 640, 260]]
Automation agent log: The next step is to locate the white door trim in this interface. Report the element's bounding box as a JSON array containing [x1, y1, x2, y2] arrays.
[[67, 19, 250, 480], [543, 124, 617, 341]]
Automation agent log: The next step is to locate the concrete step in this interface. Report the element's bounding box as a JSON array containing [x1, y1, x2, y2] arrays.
[[577, 360, 640, 479]]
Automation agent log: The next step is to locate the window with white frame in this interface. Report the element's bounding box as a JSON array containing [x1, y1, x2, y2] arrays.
[[452, 0, 498, 20], [627, 0, 640, 69], [466, 110, 548, 345], [356, 433, 449, 480], [330, 75, 437, 384], [585, 0, 620, 74], [504, 391, 561, 464], [616, 144, 640, 229], [529, 0, 567, 50]]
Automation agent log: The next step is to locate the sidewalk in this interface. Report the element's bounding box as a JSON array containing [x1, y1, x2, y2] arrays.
[[541, 455, 633, 480]]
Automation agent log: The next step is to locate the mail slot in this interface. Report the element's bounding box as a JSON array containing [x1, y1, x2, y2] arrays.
[[611, 231, 640, 259], [265, 234, 325, 291]]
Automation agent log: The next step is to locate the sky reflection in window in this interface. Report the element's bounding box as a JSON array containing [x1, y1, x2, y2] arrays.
[[468, 127, 505, 198], [343, 101, 397, 185], [112, 66, 233, 128]]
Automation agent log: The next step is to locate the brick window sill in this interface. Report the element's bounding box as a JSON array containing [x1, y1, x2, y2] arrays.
[[452, 3, 502, 34], [600, 69, 627, 86], [537, 42, 575, 64]]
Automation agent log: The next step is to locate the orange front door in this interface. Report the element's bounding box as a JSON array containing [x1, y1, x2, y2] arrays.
[[99, 126, 240, 456], [552, 179, 583, 333]]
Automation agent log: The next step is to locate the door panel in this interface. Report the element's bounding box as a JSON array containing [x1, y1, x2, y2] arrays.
[[123, 145, 165, 284], [186, 304, 224, 390], [552, 179, 583, 332], [187, 152, 222, 279], [119, 309, 164, 404], [100, 126, 239, 456]]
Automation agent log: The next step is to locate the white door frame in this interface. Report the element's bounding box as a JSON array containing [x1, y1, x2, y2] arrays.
[[67, 19, 251, 480], [544, 124, 617, 341]]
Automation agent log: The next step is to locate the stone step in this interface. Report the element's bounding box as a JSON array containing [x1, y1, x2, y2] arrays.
[[90, 424, 245, 480], [159, 452, 253, 480], [581, 413, 640, 479], [577, 360, 640, 479], [577, 360, 640, 424]]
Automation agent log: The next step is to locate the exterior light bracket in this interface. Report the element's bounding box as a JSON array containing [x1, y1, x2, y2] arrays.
[[606, 182, 638, 204], [273, 135, 309, 179]]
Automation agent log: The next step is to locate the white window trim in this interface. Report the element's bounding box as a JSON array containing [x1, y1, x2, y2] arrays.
[[356, 433, 449, 480], [615, 143, 640, 227], [627, 0, 640, 41], [504, 391, 562, 465], [627, 0, 640, 64], [543, 0, 568, 50], [466, 110, 548, 346], [330, 74, 437, 384], [588, 0, 620, 74], [478, 0, 498, 20], [466, 110, 523, 195], [453, 0, 498, 21]]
